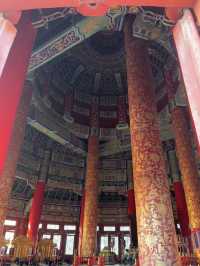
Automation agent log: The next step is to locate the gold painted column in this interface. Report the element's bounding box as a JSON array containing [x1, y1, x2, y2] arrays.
[[124, 18, 180, 265], [80, 96, 99, 257], [171, 106, 200, 259]]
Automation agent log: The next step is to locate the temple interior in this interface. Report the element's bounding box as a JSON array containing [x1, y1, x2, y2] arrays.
[[1, 2, 200, 266]]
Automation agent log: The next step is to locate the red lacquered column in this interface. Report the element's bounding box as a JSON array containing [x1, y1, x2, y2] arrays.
[[27, 150, 51, 244], [78, 191, 85, 257], [0, 14, 36, 235], [174, 182, 190, 235], [173, 9, 200, 154], [0, 13, 36, 177], [27, 182, 46, 244], [0, 15, 35, 234], [128, 188, 137, 247], [0, 81, 33, 236], [16, 216, 28, 236], [168, 150, 190, 240]]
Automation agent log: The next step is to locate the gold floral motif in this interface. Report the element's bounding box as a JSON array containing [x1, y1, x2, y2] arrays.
[[172, 107, 200, 261], [124, 17, 180, 266], [81, 136, 99, 257]]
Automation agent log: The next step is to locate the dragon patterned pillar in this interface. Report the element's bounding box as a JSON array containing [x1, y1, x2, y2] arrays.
[[124, 17, 180, 265], [80, 96, 99, 257], [165, 71, 200, 259], [171, 107, 200, 259]]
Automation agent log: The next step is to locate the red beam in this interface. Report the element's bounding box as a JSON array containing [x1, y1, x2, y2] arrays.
[[173, 9, 200, 154], [0, 0, 195, 12]]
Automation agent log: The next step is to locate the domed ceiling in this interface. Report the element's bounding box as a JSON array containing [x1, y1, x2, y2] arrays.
[[32, 30, 175, 134]]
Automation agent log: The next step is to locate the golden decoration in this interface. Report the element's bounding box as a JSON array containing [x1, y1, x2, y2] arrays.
[[37, 239, 56, 260], [12, 236, 33, 260]]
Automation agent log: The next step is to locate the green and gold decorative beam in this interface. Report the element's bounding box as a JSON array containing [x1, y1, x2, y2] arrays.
[[28, 7, 127, 73]]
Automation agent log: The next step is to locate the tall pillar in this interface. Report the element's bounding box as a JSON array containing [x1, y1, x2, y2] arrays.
[[80, 96, 99, 257], [16, 216, 28, 236], [165, 71, 200, 257], [27, 149, 51, 244], [173, 9, 200, 154], [78, 192, 85, 256], [117, 95, 128, 130], [0, 13, 36, 177], [170, 107, 200, 259], [0, 81, 33, 236], [124, 17, 180, 265], [168, 150, 190, 239], [128, 189, 137, 247]]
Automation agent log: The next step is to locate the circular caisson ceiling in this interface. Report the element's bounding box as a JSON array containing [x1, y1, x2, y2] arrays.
[[34, 31, 173, 125]]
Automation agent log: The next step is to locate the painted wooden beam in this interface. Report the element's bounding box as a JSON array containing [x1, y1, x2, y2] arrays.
[[28, 10, 124, 72]]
